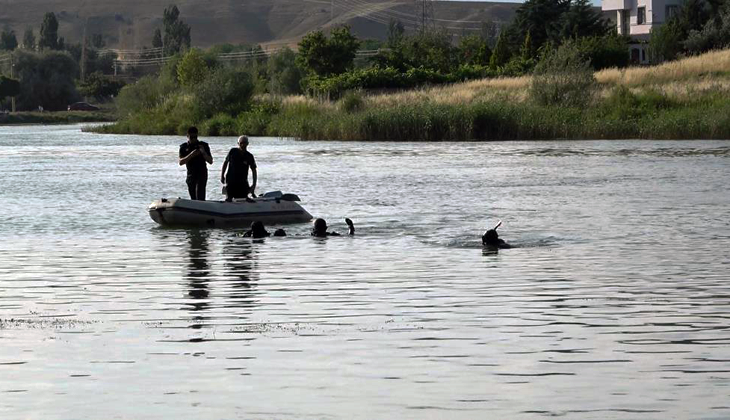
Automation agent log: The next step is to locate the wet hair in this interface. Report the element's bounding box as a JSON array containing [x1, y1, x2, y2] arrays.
[[187, 126, 198, 136], [482, 229, 499, 246], [250, 221, 269, 238], [273, 229, 286, 237], [312, 218, 328, 237]]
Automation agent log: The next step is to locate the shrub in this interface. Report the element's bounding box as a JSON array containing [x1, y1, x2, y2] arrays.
[[203, 113, 238, 136], [530, 41, 597, 108], [237, 100, 281, 135], [339, 90, 364, 113], [576, 34, 630, 70], [115, 75, 177, 117]]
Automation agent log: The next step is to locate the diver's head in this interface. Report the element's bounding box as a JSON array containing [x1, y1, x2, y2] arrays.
[[482, 229, 499, 246], [312, 218, 328, 237], [251, 221, 269, 238]]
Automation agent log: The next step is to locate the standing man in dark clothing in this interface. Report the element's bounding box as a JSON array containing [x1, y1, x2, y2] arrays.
[[179, 126, 213, 201], [220, 135, 257, 202]]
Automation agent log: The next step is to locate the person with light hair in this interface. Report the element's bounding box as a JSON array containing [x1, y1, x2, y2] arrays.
[[221, 135, 257, 202]]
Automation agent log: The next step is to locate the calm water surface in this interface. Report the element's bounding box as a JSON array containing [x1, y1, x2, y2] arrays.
[[1, 125, 730, 419]]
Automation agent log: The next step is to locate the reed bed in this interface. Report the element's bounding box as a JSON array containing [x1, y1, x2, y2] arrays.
[[94, 49, 730, 140]]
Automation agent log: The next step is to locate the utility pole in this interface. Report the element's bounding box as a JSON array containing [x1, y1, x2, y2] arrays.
[[10, 54, 15, 113], [81, 18, 88, 82]]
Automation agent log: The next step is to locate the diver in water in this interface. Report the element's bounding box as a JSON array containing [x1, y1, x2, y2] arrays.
[[242, 221, 286, 238], [311, 218, 355, 237], [482, 221, 511, 249]]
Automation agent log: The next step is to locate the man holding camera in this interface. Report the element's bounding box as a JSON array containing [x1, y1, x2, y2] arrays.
[[179, 126, 213, 201]]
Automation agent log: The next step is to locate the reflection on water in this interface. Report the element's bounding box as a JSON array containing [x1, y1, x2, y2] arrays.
[[1, 126, 729, 419], [186, 230, 211, 317]]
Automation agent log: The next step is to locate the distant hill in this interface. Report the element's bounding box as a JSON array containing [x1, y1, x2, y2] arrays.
[[0, 0, 523, 49]]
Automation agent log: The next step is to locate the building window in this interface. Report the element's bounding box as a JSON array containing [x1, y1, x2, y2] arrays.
[[638, 7, 646, 25], [666, 5, 679, 21]]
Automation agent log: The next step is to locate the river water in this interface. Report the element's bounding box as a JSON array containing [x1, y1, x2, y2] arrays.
[[1, 124, 729, 419]]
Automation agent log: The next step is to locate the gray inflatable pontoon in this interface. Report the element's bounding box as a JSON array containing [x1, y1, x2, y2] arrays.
[[148, 191, 312, 227]]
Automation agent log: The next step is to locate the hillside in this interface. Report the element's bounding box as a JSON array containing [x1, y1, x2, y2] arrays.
[[0, 0, 522, 49]]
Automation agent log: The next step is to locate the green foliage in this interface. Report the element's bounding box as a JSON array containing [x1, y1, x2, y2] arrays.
[[267, 48, 303, 95], [507, 0, 608, 53], [339, 90, 364, 113], [202, 113, 238, 136], [13, 50, 80, 111], [22, 28, 35, 50], [163, 5, 191, 56], [115, 75, 177, 117], [559, 0, 610, 40], [530, 41, 596, 108], [576, 34, 629, 70], [237, 100, 281, 135], [509, 0, 571, 51], [375, 30, 457, 73], [0, 76, 21, 100], [600, 86, 675, 121], [78, 71, 125, 101], [39, 12, 61, 50], [489, 33, 511, 69], [297, 26, 360, 76], [177, 49, 209, 87], [684, 3, 730, 54], [650, 20, 687, 62], [152, 29, 163, 49], [1, 28, 18, 51], [192, 67, 254, 120], [458, 35, 492, 66]]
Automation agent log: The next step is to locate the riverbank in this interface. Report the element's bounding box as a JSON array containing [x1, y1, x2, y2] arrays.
[[91, 49, 730, 140], [0, 110, 116, 125]]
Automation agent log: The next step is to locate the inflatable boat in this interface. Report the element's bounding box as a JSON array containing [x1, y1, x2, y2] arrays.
[[148, 191, 312, 227]]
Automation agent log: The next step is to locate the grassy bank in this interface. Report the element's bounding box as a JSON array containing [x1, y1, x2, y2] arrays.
[[0, 110, 116, 126], [92, 49, 730, 140]]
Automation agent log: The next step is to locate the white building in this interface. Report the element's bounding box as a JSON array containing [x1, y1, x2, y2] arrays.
[[602, 0, 683, 62]]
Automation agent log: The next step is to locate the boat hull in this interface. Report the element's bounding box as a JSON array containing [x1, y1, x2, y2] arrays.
[[148, 196, 312, 227]]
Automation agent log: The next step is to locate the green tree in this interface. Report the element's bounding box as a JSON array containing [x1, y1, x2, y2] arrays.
[[177, 48, 208, 87], [1, 28, 18, 51], [576, 33, 629, 69], [530, 40, 596, 107], [387, 19, 405, 47], [489, 33, 511, 68], [458, 34, 492, 66], [0, 76, 21, 101], [480, 19, 500, 48], [22, 28, 35, 50], [297, 26, 359, 76], [649, 20, 685, 61], [163, 5, 191, 55], [267, 47, 304, 95], [79, 71, 125, 100], [521, 30, 533, 60], [39, 12, 61, 50], [509, 0, 571, 51], [193, 67, 254, 120], [13, 50, 80, 110], [684, 2, 730, 54], [559, 0, 610, 40], [152, 28, 163, 49]]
